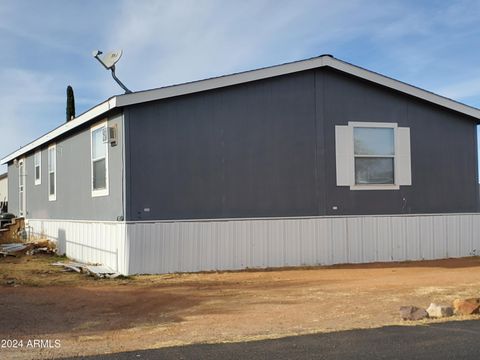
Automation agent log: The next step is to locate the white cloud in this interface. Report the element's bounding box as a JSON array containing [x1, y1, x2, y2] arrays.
[[103, 0, 396, 94]]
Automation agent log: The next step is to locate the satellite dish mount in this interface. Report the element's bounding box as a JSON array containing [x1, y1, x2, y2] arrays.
[[93, 49, 132, 94]]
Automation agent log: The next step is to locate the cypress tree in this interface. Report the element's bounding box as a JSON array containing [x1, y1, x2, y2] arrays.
[[66, 85, 75, 122]]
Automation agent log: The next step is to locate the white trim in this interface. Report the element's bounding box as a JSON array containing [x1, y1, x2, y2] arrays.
[[34, 150, 41, 185], [348, 121, 398, 128], [345, 122, 399, 190], [48, 144, 56, 202], [350, 184, 400, 190], [2, 55, 480, 165], [121, 112, 127, 221], [335, 125, 353, 185], [90, 120, 109, 197], [396, 127, 412, 185], [18, 158, 26, 217], [25, 211, 480, 224]]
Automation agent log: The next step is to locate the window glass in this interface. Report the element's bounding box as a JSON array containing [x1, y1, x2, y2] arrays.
[[34, 152, 41, 183], [91, 124, 108, 194], [355, 158, 394, 184], [93, 159, 106, 190], [354, 127, 394, 156], [48, 148, 55, 172], [19, 161, 24, 187], [92, 128, 106, 159], [49, 172, 55, 195], [48, 146, 56, 199]]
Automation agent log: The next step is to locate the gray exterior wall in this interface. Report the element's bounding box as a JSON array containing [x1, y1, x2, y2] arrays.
[[125, 68, 479, 221], [8, 112, 124, 221], [322, 70, 479, 215]]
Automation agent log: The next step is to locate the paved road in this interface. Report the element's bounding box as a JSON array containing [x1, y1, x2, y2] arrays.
[[66, 320, 480, 359]]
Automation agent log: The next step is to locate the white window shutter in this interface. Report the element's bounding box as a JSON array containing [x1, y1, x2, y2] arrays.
[[396, 127, 411, 186], [335, 125, 353, 186]]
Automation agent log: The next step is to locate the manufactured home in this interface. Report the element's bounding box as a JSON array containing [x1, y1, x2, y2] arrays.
[[2, 55, 480, 275]]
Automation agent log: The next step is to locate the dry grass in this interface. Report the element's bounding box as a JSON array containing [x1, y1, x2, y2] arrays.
[[2, 254, 480, 359]]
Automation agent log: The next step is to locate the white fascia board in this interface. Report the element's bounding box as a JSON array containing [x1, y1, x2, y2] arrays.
[[0, 97, 117, 165]]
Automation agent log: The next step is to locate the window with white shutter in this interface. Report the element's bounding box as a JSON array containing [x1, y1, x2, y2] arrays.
[[335, 122, 411, 190]]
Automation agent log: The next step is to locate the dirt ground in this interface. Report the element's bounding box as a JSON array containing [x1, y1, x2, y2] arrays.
[[1, 255, 480, 359]]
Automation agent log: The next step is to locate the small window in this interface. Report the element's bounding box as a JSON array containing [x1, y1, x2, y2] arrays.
[[18, 159, 26, 216], [91, 122, 109, 197], [354, 127, 394, 185], [335, 122, 411, 190], [34, 150, 41, 185], [48, 144, 56, 201]]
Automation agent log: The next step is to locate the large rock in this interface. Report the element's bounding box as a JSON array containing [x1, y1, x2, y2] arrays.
[[400, 306, 429, 321], [453, 298, 480, 315], [426, 303, 453, 318]]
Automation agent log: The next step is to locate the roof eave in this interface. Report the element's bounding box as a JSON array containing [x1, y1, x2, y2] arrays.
[[2, 55, 480, 164], [0, 97, 117, 164]]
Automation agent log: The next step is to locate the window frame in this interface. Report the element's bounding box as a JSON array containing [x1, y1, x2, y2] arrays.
[[349, 122, 399, 191], [48, 144, 56, 201], [90, 121, 109, 198], [34, 150, 42, 185], [18, 158, 26, 216]]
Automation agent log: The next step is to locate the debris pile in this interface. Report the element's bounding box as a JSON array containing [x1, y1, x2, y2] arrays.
[[0, 243, 31, 256], [401, 298, 480, 321], [0, 217, 26, 244], [0, 239, 56, 257], [52, 261, 121, 279], [26, 239, 57, 255]]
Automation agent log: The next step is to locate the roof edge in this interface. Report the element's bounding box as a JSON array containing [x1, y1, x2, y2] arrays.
[[3, 54, 480, 164], [0, 97, 117, 164], [116, 55, 480, 119]]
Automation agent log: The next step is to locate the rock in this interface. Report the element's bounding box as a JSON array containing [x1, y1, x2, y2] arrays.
[[400, 306, 429, 321], [453, 298, 480, 315], [426, 303, 453, 318]]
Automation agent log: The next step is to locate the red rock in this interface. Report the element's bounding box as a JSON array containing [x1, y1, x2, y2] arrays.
[[453, 298, 480, 315]]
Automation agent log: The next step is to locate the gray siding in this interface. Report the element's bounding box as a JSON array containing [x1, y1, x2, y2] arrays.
[[322, 70, 479, 215], [7, 113, 124, 221], [7, 163, 18, 214], [125, 72, 319, 220], [125, 68, 479, 221]]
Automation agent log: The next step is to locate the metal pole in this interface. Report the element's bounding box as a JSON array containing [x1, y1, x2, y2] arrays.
[[111, 66, 132, 94]]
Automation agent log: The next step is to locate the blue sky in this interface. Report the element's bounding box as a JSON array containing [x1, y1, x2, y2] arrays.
[[1, 0, 480, 173]]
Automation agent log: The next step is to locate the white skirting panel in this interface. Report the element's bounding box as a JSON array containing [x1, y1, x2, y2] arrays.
[[126, 214, 480, 275], [27, 219, 127, 274], [25, 214, 480, 275]]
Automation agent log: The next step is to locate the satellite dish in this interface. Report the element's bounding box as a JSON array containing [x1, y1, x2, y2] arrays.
[[102, 50, 123, 69], [92, 49, 132, 93]]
